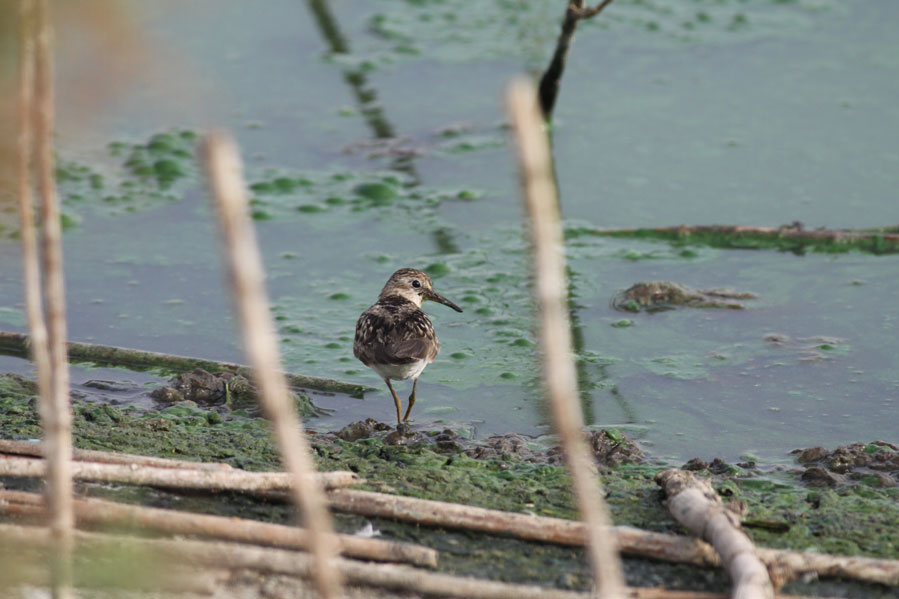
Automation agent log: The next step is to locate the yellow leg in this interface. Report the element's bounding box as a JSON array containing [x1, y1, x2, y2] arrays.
[[403, 378, 418, 422], [385, 379, 403, 424]]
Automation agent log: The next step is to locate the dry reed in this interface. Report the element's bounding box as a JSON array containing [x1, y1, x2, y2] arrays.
[[203, 131, 342, 599], [507, 78, 626, 599]]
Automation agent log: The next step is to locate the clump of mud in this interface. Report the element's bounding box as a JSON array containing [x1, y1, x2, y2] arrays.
[[330, 420, 645, 469], [792, 441, 898, 488]]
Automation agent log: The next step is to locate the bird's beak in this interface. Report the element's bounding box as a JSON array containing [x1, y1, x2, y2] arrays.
[[425, 288, 463, 312]]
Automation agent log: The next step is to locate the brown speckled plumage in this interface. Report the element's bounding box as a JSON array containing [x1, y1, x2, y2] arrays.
[[353, 268, 462, 424]]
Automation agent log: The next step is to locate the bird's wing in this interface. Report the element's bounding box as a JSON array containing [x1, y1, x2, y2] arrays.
[[354, 307, 439, 365]]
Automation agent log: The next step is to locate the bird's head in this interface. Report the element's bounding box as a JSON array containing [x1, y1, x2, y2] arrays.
[[379, 268, 463, 312]]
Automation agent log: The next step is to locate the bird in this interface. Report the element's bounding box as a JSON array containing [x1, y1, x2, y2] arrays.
[[354, 268, 463, 425]]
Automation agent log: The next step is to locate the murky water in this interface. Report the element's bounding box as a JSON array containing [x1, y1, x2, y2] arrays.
[[1, 0, 897, 462]]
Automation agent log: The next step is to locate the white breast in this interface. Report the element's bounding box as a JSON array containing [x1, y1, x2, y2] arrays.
[[369, 360, 429, 381]]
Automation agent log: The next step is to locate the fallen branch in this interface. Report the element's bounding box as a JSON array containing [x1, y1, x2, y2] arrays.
[[0, 438, 232, 471], [656, 469, 773, 599], [0, 455, 358, 492], [0, 523, 838, 599], [0, 330, 369, 396], [582, 224, 899, 254], [0, 489, 437, 568], [326, 488, 899, 586]]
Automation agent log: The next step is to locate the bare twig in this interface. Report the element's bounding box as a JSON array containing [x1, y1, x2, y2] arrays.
[[327, 488, 899, 586], [0, 438, 233, 471], [656, 469, 773, 599], [538, 0, 617, 118], [508, 78, 626, 599], [203, 131, 342, 598], [0, 490, 437, 568], [0, 330, 370, 396], [0, 455, 357, 492], [30, 0, 75, 597]]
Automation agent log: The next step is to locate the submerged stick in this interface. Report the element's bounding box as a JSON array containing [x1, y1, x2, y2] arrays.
[[585, 224, 899, 253], [656, 469, 773, 599], [538, 0, 616, 118], [0, 438, 233, 471], [0, 455, 358, 492], [0, 490, 437, 568], [507, 77, 626, 599], [0, 330, 369, 396], [326, 488, 899, 587], [204, 131, 343, 599]]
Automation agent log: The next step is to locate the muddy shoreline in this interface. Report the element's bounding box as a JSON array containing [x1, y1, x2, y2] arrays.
[[1, 372, 896, 597]]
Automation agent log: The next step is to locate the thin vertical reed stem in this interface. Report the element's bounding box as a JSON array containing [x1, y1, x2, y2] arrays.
[[203, 131, 342, 599], [507, 78, 626, 599], [17, 0, 52, 395], [31, 0, 75, 597]]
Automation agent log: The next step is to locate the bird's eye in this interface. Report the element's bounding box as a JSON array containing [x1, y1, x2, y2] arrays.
[[411, 280, 421, 288]]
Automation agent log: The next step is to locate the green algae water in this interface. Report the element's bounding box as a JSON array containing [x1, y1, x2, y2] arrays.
[[0, 0, 897, 463]]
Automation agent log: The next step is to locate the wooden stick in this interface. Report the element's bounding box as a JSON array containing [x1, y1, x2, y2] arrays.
[[656, 469, 773, 599], [0, 523, 834, 599], [0, 330, 369, 396], [326, 488, 899, 587], [508, 78, 626, 599], [0, 455, 357, 492], [204, 131, 342, 598], [0, 489, 437, 568], [0, 438, 233, 471], [32, 1, 74, 597]]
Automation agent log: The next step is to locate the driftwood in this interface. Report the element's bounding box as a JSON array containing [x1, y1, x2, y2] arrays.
[[656, 469, 773, 599], [0, 455, 358, 492], [0, 438, 233, 471], [508, 78, 626, 599], [0, 489, 437, 568], [588, 224, 899, 253], [204, 131, 343, 598], [0, 330, 369, 396], [0, 523, 838, 599], [326, 488, 899, 587]]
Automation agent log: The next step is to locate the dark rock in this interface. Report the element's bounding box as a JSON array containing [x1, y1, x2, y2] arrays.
[[796, 446, 828, 464], [683, 458, 708, 471], [801, 467, 841, 487], [337, 418, 390, 442]]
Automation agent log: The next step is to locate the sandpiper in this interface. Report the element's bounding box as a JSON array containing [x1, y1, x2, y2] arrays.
[[354, 268, 463, 425]]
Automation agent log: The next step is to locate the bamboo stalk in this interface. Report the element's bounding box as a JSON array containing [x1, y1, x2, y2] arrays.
[[31, 1, 74, 597], [0, 489, 437, 568], [326, 488, 899, 586], [0, 455, 357, 492], [0, 438, 234, 471], [0, 330, 370, 396], [508, 78, 626, 599], [656, 469, 773, 599], [203, 131, 342, 598]]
